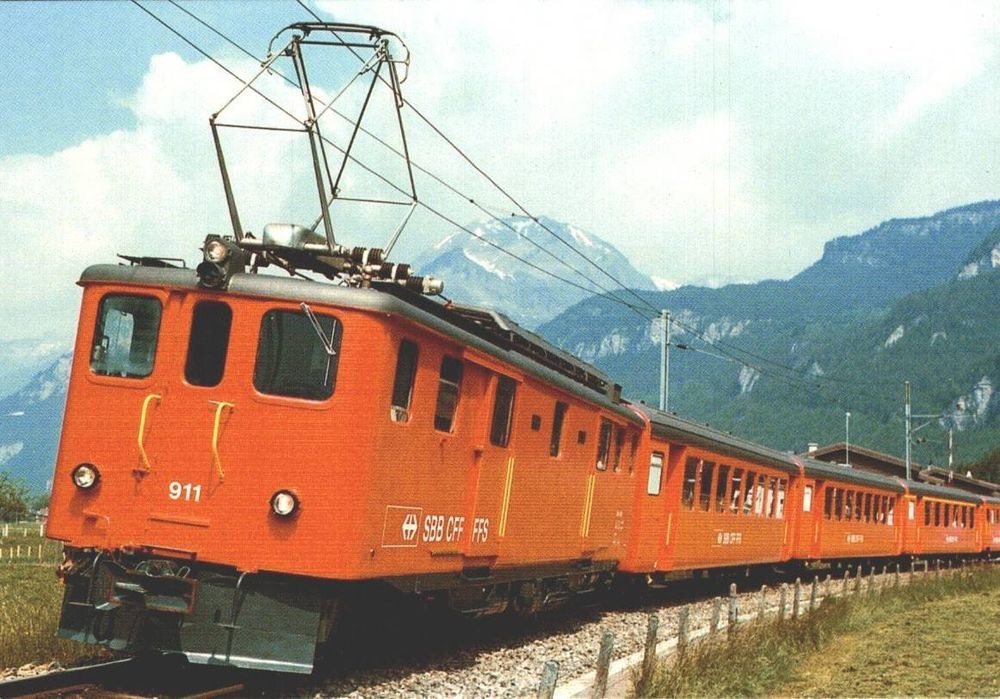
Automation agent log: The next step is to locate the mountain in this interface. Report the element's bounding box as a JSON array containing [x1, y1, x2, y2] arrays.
[[538, 201, 1000, 469], [0, 354, 70, 494], [412, 215, 655, 328], [787, 199, 1000, 310], [0, 338, 72, 400]]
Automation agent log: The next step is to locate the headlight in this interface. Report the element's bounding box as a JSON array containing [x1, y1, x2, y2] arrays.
[[204, 239, 230, 263], [270, 490, 299, 517], [72, 463, 100, 489]]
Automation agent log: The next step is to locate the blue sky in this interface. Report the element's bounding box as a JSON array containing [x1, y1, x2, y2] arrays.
[[1, 1, 998, 341]]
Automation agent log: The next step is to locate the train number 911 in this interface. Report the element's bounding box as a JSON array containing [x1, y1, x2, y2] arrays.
[[168, 481, 203, 502]]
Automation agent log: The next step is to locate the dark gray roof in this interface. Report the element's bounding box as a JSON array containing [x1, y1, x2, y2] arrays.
[[903, 480, 984, 505], [800, 458, 905, 493], [79, 264, 641, 425], [643, 407, 800, 475]]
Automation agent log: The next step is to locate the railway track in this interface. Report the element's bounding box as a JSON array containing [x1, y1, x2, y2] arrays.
[[0, 654, 249, 698]]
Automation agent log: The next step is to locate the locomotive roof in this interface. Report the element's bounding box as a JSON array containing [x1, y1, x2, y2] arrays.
[[79, 264, 642, 426]]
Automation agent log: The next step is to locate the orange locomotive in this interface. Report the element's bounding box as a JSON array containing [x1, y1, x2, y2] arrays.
[[44, 20, 999, 674]]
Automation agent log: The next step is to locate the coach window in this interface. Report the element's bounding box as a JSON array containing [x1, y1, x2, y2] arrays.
[[254, 308, 341, 400], [549, 401, 568, 456], [742, 472, 756, 515], [629, 434, 639, 474], [766, 478, 778, 517], [184, 301, 232, 387], [863, 493, 872, 523], [682, 457, 699, 510], [730, 469, 744, 513], [924, 502, 931, 526], [489, 376, 517, 447], [934, 502, 941, 527], [887, 499, 895, 525], [715, 464, 730, 513], [91, 294, 162, 378], [647, 452, 664, 496], [824, 487, 833, 519], [754, 477, 766, 516], [844, 491, 854, 520], [834, 489, 843, 521], [776, 479, 786, 519], [434, 356, 464, 432], [596, 419, 613, 471], [390, 340, 419, 422], [698, 461, 715, 512], [803, 485, 813, 514], [970, 508, 975, 527], [873, 496, 882, 524]]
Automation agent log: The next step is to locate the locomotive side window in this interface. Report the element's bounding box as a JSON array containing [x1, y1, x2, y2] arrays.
[[254, 309, 340, 401], [90, 294, 162, 378], [699, 461, 714, 511], [390, 339, 419, 422], [681, 457, 699, 509], [596, 418, 613, 470], [647, 451, 663, 496], [715, 464, 730, 513], [549, 401, 568, 456], [434, 356, 464, 432], [489, 375, 517, 447], [185, 301, 232, 387]]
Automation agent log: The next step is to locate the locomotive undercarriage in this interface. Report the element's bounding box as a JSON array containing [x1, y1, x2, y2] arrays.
[[56, 547, 616, 673], [56, 547, 330, 673]]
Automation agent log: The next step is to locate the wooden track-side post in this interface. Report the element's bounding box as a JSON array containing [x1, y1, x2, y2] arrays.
[[537, 661, 559, 699], [825, 574, 832, 598], [809, 577, 818, 611], [842, 570, 850, 596], [778, 584, 787, 621], [758, 585, 767, 621], [592, 630, 614, 699], [639, 613, 659, 691], [935, 559, 942, 579], [895, 563, 901, 588], [728, 583, 738, 634], [792, 578, 801, 618], [854, 566, 862, 594], [677, 606, 690, 654], [710, 597, 722, 636]]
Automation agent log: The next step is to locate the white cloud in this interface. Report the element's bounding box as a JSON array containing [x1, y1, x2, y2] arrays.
[[2, 1, 999, 339]]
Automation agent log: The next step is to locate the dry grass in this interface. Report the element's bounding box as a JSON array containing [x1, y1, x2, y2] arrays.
[[636, 565, 1000, 698]]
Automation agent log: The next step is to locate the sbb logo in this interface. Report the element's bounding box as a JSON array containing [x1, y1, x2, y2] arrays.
[[402, 513, 418, 541]]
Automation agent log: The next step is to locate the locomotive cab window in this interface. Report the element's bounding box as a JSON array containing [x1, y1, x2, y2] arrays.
[[489, 375, 517, 447], [185, 301, 232, 387], [390, 339, 419, 422], [254, 308, 341, 401], [90, 294, 162, 378], [434, 356, 464, 432]]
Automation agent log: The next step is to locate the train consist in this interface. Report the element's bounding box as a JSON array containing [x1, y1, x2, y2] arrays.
[[45, 21, 1000, 674]]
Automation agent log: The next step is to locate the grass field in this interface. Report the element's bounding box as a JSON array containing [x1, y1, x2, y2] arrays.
[[779, 582, 1000, 696], [0, 521, 103, 672], [639, 565, 1000, 698]]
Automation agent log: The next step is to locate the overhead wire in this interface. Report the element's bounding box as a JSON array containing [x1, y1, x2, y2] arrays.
[[133, 0, 657, 322], [169, 0, 653, 316], [138, 0, 894, 410]]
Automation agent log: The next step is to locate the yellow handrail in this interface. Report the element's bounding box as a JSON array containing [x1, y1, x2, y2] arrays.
[[210, 401, 235, 482], [137, 393, 162, 473]]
